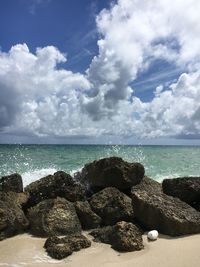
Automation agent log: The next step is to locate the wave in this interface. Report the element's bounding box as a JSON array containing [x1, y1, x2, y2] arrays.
[[21, 166, 85, 187], [153, 173, 199, 183], [22, 168, 57, 187]]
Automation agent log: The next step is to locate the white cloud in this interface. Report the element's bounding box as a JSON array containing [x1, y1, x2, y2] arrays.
[[1, 0, 200, 141], [84, 0, 200, 138], [0, 44, 92, 137]]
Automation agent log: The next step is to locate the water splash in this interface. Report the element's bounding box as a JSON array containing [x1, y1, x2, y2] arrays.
[[104, 144, 146, 163], [22, 168, 58, 187]]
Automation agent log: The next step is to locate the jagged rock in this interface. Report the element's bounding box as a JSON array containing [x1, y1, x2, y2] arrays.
[[90, 225, 113, 244], [27, 197, 81, 237], [44, 234, 91, 260], [133, 176, 162, 192], [162, 177, 200, 211], [89, 187, 134, 225], [0, 195, 29, 240], [131, 185, 200, 236], [0, 191, 29, 208], [80, 157, 145, 192], [75, 201, 102, 229], [24, 171, 86, 208], [0, 173, 23, 193], [90, 221, 144, 252]]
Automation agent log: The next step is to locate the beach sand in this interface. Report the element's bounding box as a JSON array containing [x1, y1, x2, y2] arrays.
[[0, 233, 200, 267]]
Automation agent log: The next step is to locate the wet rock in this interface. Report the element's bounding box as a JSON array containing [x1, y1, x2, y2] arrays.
[[90, 187, 134, 225], [0, 195, 29, 240], [75, 201, 102, 229], [131, 185, 200, 236], [24, 171, 86, 208], [162, 177, 200, 211], [0, 173, 23, 193], [90, 221, 144, 252], [27, 197, 81, 237], [44, 234, 91, 260], [80, 157, 145, 192]]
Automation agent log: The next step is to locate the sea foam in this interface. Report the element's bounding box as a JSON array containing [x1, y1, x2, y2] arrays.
[[22, 168, 57, 187]]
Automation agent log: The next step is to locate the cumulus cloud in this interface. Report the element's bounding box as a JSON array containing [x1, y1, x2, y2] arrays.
[[0, 44, 92, 137], [1, 0, 200, 141], [84, 0, 200, 138]]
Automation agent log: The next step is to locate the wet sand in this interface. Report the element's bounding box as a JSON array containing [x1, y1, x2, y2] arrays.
[[0, 233, 200, 267]]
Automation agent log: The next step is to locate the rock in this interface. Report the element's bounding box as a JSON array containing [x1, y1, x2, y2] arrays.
[[24, 171, 86, 209], [90, 225, 113, 244], [131, 185, 200, 236], [27, 197, 81, 237], [0, 195, 29, 240], [133, 176, 162, 192], [0, 173, 23, 193], [89, 187, 134, 225], [80, 157, 145, 192], [162, 177, 200, 211], [147, 230, 158, 241], [90, 221, 144, 252], [111, 221, 144, 251], [0, 191, 29, 209], [75, 201, 102, 229], [44, 234, 91, 260]]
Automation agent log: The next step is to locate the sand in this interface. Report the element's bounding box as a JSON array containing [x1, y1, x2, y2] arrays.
[[0, 233, 200, 267]]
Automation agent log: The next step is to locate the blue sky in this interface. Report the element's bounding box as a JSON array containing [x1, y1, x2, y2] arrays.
[[0, 0, 200, 145], [0, 0, 108, 72]]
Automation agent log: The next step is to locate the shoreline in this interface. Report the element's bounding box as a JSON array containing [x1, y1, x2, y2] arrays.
[[1, 158, 200, 266], [0, 233, 200, 267]]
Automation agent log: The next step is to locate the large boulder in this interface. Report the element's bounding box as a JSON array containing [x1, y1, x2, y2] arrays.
[[0, 193, 29, 240], [90, 221, 144, 252], [44, 234, 91, 260], [162, 177, 200, 211], [27, 197, 81, 237], [131, 184, 200, 236], [89, 187, 134, 225], [75, 201, 102, 229], [24, 171, 86, 209], [0, 173, 23, 193], [80, 157, 144, 192]]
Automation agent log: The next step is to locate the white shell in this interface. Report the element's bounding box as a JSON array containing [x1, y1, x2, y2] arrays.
[[147, 230, 158, 240]]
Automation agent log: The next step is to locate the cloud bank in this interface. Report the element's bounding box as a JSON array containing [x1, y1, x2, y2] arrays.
[[0, 0, 200, 141]]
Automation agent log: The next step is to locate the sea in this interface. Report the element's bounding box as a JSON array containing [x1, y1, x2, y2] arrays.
[[0, 144, 200, 186]]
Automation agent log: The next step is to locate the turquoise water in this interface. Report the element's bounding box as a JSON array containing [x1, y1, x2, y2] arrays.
[[0, 144, 200, 186]]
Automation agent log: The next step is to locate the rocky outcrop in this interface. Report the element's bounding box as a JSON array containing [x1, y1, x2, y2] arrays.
[[162, 177, 200, 211], [0, 173, 23, 193], [24, 171, 86, 208], [44, 234, 91, 260], [80, 157, 144, 192], [89, 187, 134, 225], [75, 201, 102, 229], [132, 185, 200, 236], [0, 195, 29, 240], [90, 221, 144, 252], [27, 197, 81, 237]]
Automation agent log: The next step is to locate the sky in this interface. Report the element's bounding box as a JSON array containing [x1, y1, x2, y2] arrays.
[[0, 0, 200, 145]]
